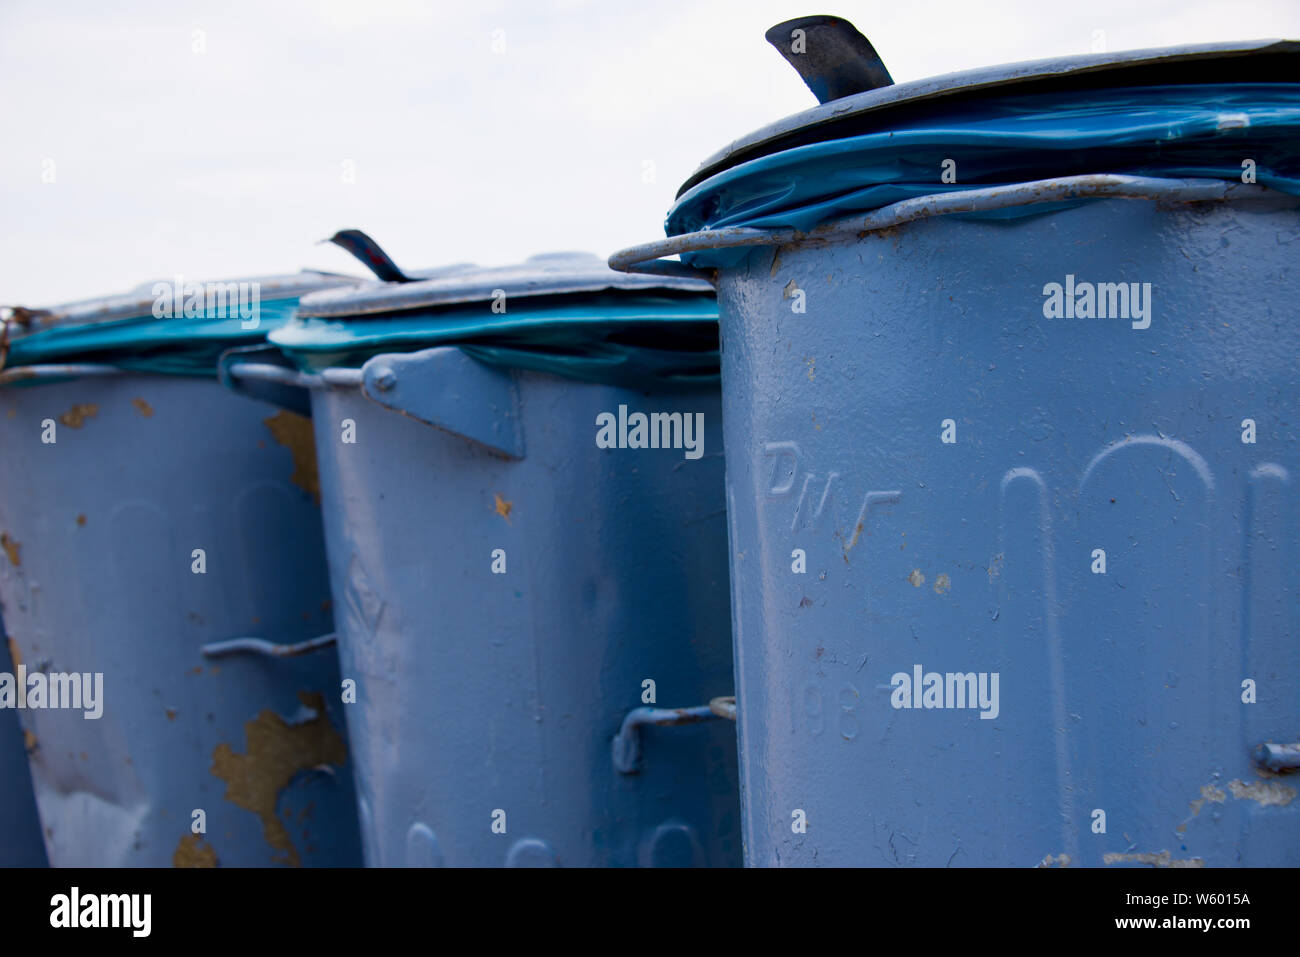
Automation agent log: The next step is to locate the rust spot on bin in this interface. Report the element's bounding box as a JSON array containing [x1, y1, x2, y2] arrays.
[[1, 533, 20, 567], [494, 493, 513, 523], [23, 729, 37, 753], [1228, 778, 1295, 807], [59, 404, 98, 428], [173, 833, 218, 868], [263, 410, 320, 505], [132, 397, 154, 418], [7, 636, 22, 669], [1103, 850, 1204, 868], [209, 691, 346, 867]]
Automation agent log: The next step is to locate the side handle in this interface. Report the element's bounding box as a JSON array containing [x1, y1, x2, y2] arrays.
[[612, 696, 737, 774], [201, 633, 337, 659]]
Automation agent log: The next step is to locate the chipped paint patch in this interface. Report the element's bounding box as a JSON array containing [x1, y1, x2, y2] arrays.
[[805, 356, 815, 381], [132, 397, 154, 418], [1036, 853, 1071, 867], [494, 493, 513, 523], [783, 279, 800, 298], [1103, 850, 1204, 868], [1, 533, 20, 567], [1228, 778, 1295, 807], [1188, 783, 1227, 818], [908, 568, 925, 588], [933, 573, 951, 594], [263, 410, 320, 504], [173, 833, 218, 868], [209, 691, 347, 867], [59, 403, 98, 428]]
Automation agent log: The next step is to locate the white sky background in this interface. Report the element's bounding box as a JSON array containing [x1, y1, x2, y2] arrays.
[[3, 0, 1299, 305]]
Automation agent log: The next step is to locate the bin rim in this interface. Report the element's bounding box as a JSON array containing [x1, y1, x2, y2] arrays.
[[610, 174, 1296, 280], [295, 251, 715, 320], [681, 38, 1300, 196]]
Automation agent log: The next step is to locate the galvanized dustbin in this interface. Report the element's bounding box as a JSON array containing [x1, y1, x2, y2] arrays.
[[614, 19, 1300, 866], [0, 272, 364, 866], [1, 615, 46, 866], [234, 243, 741, 866]]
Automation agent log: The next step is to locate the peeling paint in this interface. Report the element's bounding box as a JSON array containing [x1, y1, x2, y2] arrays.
[[1103, 850, 1205, 868], [59, 403, 98, 428], [1036, 853, 1071, 867], [132, 397, 154, 418], [933, 573, 951, 594], [1188, 782, 1227, 818], [262, 410, 320, 504], [494, 493, 513, 523], [805, 356, 815, 381], [173, 833, 218, 868], [1, 533, 20, 566], [209, 691, 347, 867], [1228, 778, 1295, 807], [782, 278, 799, 298], [908, 568, 925, 588]]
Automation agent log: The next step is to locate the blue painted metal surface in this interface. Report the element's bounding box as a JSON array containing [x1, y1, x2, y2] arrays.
[[0, 615, 47, 866], [622, 187, 1300, 867], [288, 350, 741, 867], [613, 25, 1300, 867], [0, 302, 364, 866], [259, 250, 740, 865]]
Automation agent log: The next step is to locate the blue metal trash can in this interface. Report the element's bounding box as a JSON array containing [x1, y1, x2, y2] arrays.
[[614, 20, 1300, 867], [240, 250, 742, 866], [1, 615, 46, 866], [0, 273, 365, 866]]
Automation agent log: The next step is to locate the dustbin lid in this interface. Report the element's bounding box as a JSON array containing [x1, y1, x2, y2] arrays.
[[274, 253, 719, 388], [296, 252, 713, 319], [681, 38, 1300, 195], [663, 29, 1300, 250], [3, 271, 356, 374]]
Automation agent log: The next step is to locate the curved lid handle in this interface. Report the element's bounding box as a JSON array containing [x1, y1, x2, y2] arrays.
[[765, 15, 894, 103], [324, 228, 415, 283]]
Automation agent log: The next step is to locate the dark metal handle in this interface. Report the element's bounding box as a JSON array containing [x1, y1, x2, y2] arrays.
[[323, 228, 415, 283], [765, 16, 893, 104]]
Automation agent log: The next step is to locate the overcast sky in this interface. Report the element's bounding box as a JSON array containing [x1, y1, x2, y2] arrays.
[[3, 0, 1299, 305]]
